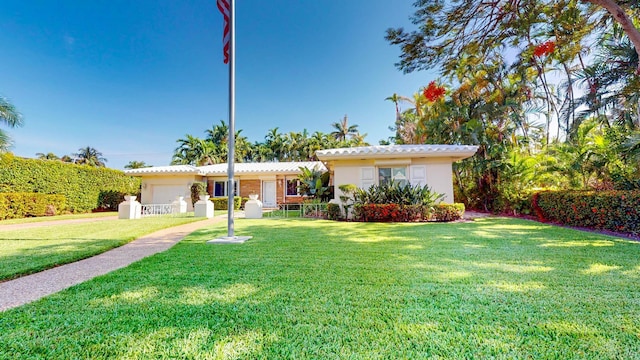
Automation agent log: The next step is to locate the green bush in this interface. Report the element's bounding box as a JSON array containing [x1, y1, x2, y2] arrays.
[[97, 190, 128, 211], [354, 182, 444, 206], [0, 193, 67, 220], [0, 153, 140, 213], [209, 196, 242, 210], [351, 203, 464, 222], [533, 190, 640, 234], [190, 182, 207, 207], [353, 204, 423, 222], [429, 203, 465, 222], [347, 182, 461, 222], [327, 203, 341, 220]]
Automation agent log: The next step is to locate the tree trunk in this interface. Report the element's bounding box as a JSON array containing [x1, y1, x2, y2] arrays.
[[587, 0, 640, 73]]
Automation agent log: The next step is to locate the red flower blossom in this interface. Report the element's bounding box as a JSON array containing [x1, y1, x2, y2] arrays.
[[533, 41, 555, 58], [423, 81, 446, 102]]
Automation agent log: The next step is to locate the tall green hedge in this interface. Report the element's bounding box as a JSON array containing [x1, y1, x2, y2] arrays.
[[533, 190, 640, 234], [0, 193, 67, 220], [0, 153, 140, 213]]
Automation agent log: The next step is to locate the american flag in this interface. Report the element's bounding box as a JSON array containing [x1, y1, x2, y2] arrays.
[[217, 0, 230, 64]]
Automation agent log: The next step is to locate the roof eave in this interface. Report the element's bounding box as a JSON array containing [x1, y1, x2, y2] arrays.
[[317, 150, 478, 162]]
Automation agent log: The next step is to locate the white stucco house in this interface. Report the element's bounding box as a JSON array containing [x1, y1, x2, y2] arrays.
[[124, 161, 323, 210], [315, 144, 478, 203], [124, 145, 478, 209]]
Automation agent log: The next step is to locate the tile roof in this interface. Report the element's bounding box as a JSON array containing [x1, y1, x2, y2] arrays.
[[124, 161, 325, 176], [198, 161, 325, 175], [316, 144, 478, 160], [124, 165, 201, 175]]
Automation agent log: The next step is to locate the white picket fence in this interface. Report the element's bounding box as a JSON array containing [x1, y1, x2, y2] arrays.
[[141, 203, 174, 217]]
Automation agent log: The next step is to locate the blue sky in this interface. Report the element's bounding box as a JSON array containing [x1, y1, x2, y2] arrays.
[[0, 0, 436, 169]]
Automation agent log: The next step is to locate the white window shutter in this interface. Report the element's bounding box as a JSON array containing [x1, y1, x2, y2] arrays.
[[360, 167, 375, 189], [409, 165, 426, 186]]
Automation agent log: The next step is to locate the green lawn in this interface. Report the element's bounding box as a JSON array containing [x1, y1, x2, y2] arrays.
[[1, 217, 639, 358], [0, 216, 202, 281], [0, 211, 117, 225]]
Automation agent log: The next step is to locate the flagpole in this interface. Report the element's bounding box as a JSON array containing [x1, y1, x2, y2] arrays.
[[209, 0, 250, 244], [226, 0, 235, 238]]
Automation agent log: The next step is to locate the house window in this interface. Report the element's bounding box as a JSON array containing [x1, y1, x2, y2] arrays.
[[286, 178, 300, 196], [378, 167, 407, 186], [212, 180, 239, 197]]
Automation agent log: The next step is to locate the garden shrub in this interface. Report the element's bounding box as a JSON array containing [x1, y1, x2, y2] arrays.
[[353, 204, 423, 222], [209, 196, 242, 210], [0, 153, 140, 213], [533, 190, 640, 233], [97, 190, 128, 211], [327, 203, 341, 220], [190, 182, 207, 207], [352, 203, 464, 222], [429, 203, 465, 222], [0, 193, 67, 220], [353, 182, 444, 206], [346, 182, 464, 222]]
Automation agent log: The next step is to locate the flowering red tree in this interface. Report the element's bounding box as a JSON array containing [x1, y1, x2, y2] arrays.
[[423, 81, 446, 102], [533, 40, 555, 57]]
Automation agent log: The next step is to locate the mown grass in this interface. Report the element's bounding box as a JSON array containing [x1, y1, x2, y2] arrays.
[[0, 211, 117, 225], [0, 216, 202, 281], [1, 217, 639, 359]]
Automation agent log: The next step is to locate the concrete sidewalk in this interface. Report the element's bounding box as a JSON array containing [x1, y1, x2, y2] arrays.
[[0, 217, 224, 312]]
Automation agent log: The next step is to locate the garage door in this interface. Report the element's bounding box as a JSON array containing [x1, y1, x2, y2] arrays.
[[151, 185, 188, 204]]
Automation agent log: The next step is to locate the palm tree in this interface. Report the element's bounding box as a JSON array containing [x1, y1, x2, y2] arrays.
[[0, 96, 24, 152], [330, 115, 359, 142], [35, 152, 60, 160], [265, 127, 285, 161], [124, 160, 150, 169], [172, 134, 203, 165], [74, 146, 107, 167], [574, 23, 640, 132], [206, 120, 230, 144]]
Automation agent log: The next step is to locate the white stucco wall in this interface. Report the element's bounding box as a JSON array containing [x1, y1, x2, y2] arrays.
[[416, 159, 454, 203], [331, 158, 457, 203]]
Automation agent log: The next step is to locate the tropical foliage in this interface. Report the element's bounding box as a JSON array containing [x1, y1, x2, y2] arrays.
[[171, 119, 369, 165], [297, 166, 331, 201], [349, 182, 451, 222], [385, 1, 640, 213], [73, 146, 107, 167], [124, 160, 149, 169], [0, 96, 23, 152], [353, 182, 444, 207]]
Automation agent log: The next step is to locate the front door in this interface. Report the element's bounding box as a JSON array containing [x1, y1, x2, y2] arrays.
[[262, 181, 276, 208]]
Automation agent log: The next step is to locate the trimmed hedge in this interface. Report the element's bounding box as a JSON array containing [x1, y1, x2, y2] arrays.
[[209, 196, 243, 210], [327, 203, 341, 220], [0, 193, 67, 220], [533, 190, 640, 234], [0, 153, 140, 213], [352, 203, 465, 222], [429, 203, 466, 222]]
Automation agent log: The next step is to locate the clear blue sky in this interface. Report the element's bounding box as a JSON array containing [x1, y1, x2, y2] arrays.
[[0, 0, 436, 169]]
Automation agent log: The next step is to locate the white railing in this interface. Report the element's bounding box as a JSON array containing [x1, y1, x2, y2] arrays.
[[141, 203, 174, 217], [264, 203, 328, 218]]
